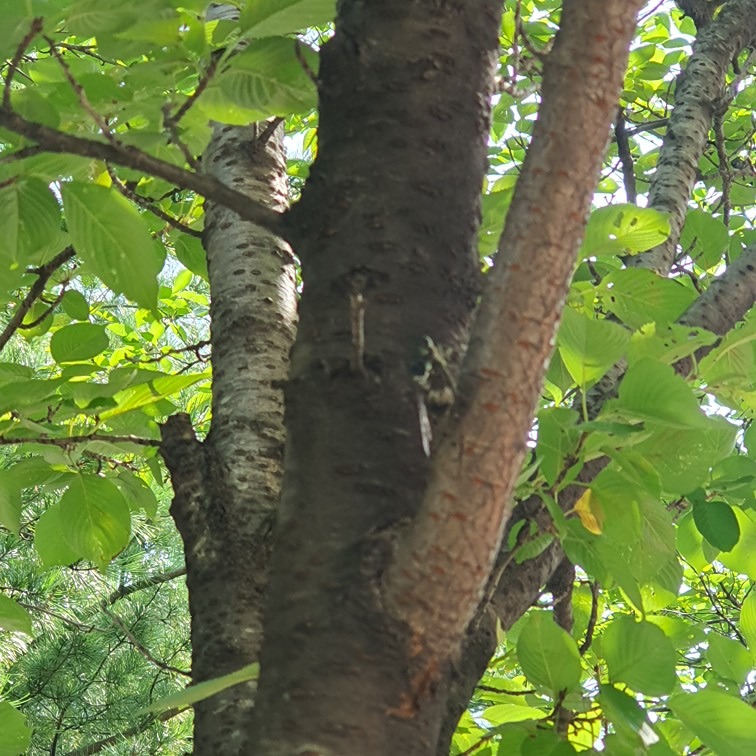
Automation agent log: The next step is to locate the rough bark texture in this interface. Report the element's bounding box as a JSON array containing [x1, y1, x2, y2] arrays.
[[251, 1, 502, 753], [383, 0, 644, 673], [630, 0, 756, 274], [161, 122, 296, 755]]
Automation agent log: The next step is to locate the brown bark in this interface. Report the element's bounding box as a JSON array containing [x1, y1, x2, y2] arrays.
[[383, 0, 644, 673], [251, 1, 502, 753]]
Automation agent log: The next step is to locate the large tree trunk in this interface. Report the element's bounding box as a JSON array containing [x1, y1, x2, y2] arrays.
[[250, 1, 502, 752]]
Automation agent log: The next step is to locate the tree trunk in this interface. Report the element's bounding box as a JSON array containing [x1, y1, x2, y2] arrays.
[[160, 121, 296, 754], [251, 1, 502, 752]]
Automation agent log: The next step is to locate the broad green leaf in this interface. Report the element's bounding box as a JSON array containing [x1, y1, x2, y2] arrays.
[[99, 371, 210, 420], [700, 312, 756, 388], [615, 358, 708, 429], [0, 178, 61, 274], [240, 0, 336, 36], [599, 269, 696, 330], [208, 38, 318, 119], [680, 209, 728, 269], [172, 233, 208, 279], [114, 471, 159, 518], [599, 684, 660, 747], [516, 611, 582, 693], [0, 594, 32, 635], [67, 0, 139, 35], [630, 419, 735, 494], [557, 308, 630, 388], [706, 633, 753, 685], [60, 290, 90, 320], [692, 500, 740, 552], [59, 475, 131, 570], [50, 323, 109, 363], [34, 503, 82, 569], [717, 508, 756, 580], [481, 703, 547, 725], [0, 472, 20, 534], [0, 379, 61, 414], [581, 204, 670, 258], [627, 323, 717, 367], [670, 689, 756, 756], [536, 407, 579, 486], [60, 182, 164, 309], [741, 590, 756, 653], [601, 617, 676, 695], [143, 663, 259, 714], [0, 701, 31, 756]]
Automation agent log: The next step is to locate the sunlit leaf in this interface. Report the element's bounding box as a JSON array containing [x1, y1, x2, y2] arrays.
[[670, 689, 756, 756]]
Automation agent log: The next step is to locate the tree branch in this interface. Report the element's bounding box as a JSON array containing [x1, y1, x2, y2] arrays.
[[383, 0, 646, 665], [0, 246, 76, 354], [630, 0, 756, 274], [0, 109, 286, 237]]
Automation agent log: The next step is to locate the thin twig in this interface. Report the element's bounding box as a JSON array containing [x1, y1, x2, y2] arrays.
[[44, 35, 118, 146], [100, 603, 191, 677], [170, 55, 219, 124], [0, 246, 76, 354], [107, 165, 202, 237], [614, 108, 637, 203], [0, 433, 162, 448], [2, 18, 43, 109]]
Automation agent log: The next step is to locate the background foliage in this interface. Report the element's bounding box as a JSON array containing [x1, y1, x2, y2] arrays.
[[0, 0, 755, 753]]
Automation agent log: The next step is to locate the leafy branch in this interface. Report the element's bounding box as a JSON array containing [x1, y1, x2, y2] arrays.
[[0, 246, 76, 354], [0, 20, 285, 238]]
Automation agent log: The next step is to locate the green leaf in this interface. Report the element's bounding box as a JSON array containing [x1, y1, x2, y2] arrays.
[[59, 475, 131, 570], [601, 617, 676, 695], [599, 684, 660, 747], [706, 633, 753, 685], [143, 663, 259, 714], [114, 471, 159, 518], [0, 472, 21, 534], [208, 38, 318, 120], [0, 701, 31, 756], [34, 503, 82, 569], [630, 419, 736, 495], [172, 233, 208, 279], [615, 358, 707, 429], [670, 689, 756, 756], [717, 508, 756, 580], [50, 323, 109, 363], [240, 0, 336, 36], [516, 611, 582, 693], [60, 290, 91, 321], [99, 371, 210, 420], [536, 407, 580, 486], [0, 178, 61, 274], [557, 308, 630, 388], [0, 594, 32, 635], [581, 204, 670, 258], [680, 209, 728, 269], [60, 182, 164, 309], [692, 500, 740, 552], [740, 590, 756, 653], [67, 0, 138, 35], [599, 269, 696, 330]]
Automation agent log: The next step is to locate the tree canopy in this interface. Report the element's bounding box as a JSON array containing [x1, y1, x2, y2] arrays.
[[1, 0, 756, 754]]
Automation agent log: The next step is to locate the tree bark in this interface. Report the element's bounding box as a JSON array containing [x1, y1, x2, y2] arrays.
[[251, 1, 502, 753], [383, 0, 644, 679], [160, 121, 296, 755]]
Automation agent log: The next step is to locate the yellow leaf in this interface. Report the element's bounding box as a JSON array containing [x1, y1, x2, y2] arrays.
[[575, 489, 603, 535]]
